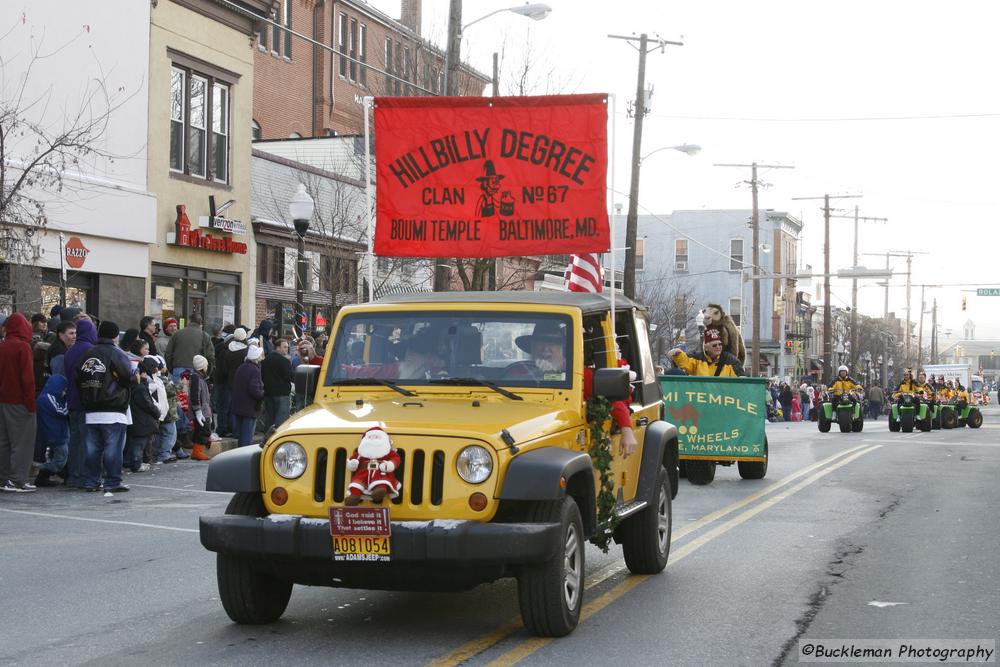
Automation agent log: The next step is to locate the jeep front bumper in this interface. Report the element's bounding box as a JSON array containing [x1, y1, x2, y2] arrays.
[[200, 514, 561, 564]]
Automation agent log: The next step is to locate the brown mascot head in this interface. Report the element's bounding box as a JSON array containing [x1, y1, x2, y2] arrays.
[[703, 304, 725, 327]]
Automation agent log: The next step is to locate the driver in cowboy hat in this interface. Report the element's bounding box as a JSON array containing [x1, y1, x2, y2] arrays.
[[514, 320, 567, 374]]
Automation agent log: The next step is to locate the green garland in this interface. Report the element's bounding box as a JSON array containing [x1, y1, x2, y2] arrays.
[[586, 395, 620, 552]]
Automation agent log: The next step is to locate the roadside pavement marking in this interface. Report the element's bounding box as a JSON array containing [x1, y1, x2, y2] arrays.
[[861, 438, 999, 447], [0, 508, 199, 533], [481, 445, 882, 667], [427, 443, 873, 667]]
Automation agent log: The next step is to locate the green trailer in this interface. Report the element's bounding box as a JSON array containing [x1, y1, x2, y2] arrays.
[[659, 375, 768, 486]]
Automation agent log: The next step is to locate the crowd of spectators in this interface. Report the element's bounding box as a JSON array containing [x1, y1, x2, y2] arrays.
[[0, 305, 324, 493]]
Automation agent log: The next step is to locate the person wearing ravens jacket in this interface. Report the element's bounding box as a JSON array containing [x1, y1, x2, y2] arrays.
[[669, 327, 747, 377], [78, 320, 137, 492]]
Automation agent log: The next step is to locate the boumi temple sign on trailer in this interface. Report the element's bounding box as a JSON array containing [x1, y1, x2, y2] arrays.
[[374, 94, 609, 257]]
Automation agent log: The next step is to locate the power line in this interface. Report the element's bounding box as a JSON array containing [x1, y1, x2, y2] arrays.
[[618, 111, 1000, 123]]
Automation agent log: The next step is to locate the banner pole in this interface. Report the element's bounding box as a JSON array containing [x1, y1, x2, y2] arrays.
[[608, 93, 616, 349], [364, 96, 375, 303]]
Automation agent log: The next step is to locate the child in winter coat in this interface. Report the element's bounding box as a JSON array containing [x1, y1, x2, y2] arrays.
[[34, 375, 70, 487], [185, 354, 214, 460], [125, 358, 163, 472], [145, 356, 175, 463]]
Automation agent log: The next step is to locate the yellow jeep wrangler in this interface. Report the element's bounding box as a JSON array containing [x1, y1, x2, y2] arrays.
[[199, 292, 679, 637]]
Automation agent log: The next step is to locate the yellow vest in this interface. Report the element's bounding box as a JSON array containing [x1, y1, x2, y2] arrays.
[[830, 378, 860, 394]]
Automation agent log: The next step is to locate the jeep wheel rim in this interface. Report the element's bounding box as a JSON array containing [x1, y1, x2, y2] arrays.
[[657, 481, 670, 554], [563, 523, 581, 610]]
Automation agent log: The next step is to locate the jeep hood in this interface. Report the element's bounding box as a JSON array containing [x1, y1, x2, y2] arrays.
[[275, 396, 582, 450]]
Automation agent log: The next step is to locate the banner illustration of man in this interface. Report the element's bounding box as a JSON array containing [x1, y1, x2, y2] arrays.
[[474, 160, 516, 218]]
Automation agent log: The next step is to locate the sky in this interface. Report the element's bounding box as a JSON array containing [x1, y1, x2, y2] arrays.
[[369, 0, 1000, 342]]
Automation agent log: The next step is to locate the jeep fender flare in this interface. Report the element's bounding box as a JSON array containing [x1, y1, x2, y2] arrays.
[[499, 447, 596, 536], [637, 420, 679, 502], [205, 445, 263, 493]]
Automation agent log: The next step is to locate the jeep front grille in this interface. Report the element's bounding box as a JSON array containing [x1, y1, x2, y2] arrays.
[[312, 447, 446, 506]]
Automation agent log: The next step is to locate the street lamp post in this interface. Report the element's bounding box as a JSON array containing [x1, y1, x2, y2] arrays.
[[289, 183, 315, 336], [436, 1, 552, 292]]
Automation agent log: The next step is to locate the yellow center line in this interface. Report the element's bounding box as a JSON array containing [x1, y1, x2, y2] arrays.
[[485, 445, 882, 667], [427, 443, 871, 667]]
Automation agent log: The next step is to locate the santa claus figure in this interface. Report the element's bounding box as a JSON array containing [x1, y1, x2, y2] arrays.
[[345, 427, 402, 505]]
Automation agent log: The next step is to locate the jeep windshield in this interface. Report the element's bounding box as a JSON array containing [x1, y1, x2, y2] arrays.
[[325, 311, 573, 389]]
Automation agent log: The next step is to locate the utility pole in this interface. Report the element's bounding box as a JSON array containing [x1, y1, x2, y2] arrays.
[[831, 207, 886, 368], [861, 249, 928, 370], [488, 50, 499, 291], [904, 254, 912, 366], [434, 0, 463, 292], [917, 284, 927, 367], [608, 32, 683, 298], [716, 162, 793, 376], [792, 193, 861, 385], [931, 298, 938, 363]]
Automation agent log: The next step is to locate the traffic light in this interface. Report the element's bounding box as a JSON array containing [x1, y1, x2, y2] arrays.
[[785, 340, 792, 350], [962, 295, 967, 311]]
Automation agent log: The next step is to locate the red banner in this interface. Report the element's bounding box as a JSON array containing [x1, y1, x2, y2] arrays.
[[374, 94, 609, 258]]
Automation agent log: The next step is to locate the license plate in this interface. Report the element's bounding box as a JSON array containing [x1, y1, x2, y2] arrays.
[[329, 506, 391, 562], [332, 535, 391, 561]]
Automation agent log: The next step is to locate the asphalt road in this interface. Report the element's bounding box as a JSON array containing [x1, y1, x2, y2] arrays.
[[2, 405, 998, 666]]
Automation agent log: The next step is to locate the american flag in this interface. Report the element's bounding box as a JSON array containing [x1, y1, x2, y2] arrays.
[[564, 254, 603, 293]]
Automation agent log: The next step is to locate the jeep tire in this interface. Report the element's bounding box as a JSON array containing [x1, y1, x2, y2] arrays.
[[217, 492, 293, 624], [517, 497, 584, 637], [686, 460, 716, 485], [619, 465, 671, 574]]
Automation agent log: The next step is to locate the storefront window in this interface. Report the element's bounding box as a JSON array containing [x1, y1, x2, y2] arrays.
[[152, 264, 239, 330], [206, 280, 237, 330], [41, 270, 95, 317], [153, 282, 179, 322]]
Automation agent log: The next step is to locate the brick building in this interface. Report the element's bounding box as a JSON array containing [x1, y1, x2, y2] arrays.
[[253, 0, 490, 140]]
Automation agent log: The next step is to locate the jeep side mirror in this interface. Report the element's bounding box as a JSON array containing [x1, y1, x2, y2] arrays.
[[295, 364, 321, 405], [593, 367, 630, 402]]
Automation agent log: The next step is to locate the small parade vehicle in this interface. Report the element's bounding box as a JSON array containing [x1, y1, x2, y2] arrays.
[[199, 292, 678, 637], [817, 391, 864, 433], [660, 375, 768, 486], [888, 393, 931, 433], [938, 399, 984, 429]]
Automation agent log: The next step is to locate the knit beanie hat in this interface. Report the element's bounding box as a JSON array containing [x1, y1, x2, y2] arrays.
[[193, 354, 209, 372], [704, 327, 722, 344], [98, 320, 120, 340], [233, 327, 248, 342]]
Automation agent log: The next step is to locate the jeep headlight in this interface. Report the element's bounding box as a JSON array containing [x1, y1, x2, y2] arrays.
[[273, 442, 307, 479], [456, 445, 493, 484]]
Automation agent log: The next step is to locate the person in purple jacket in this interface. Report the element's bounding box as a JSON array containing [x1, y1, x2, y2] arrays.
[[230, 344, 264, 447], [63, 318, 97, 488], [34, 374, 69, 487]]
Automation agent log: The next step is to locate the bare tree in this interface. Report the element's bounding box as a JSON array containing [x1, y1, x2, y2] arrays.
[[0, 24, 137, 266], [637, 271, 700, 364]]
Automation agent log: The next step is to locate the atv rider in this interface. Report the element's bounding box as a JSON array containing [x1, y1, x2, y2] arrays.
[[829, 365, 862, 400], [894, 368, 920, 397]]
